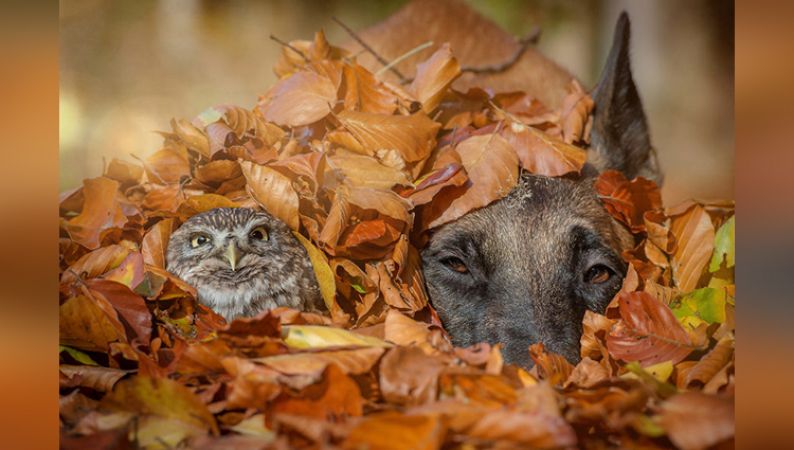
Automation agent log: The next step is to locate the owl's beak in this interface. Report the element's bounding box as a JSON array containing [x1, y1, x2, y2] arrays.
[[225, 242, 241, 271]]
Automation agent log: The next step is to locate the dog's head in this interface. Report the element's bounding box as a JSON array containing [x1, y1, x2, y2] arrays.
[[422, 13, 659, 366]]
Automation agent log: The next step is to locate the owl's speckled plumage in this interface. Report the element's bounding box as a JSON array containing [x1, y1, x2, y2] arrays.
[[166, 207, 323, 321]]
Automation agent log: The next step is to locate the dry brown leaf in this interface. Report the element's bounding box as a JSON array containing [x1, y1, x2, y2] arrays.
[[240, 161, 300, 231], [670, 204, 715, 292], [343, 411, 447, 450], [438, 372, 518, 408], [222, 357, 282, 410], [194, 160, 242, 186], [465, 408, 577, 448], [529, 343, 575, 387], [171, 118, 210, 157], [683, 333, 734, 388], [383, 310, 432, 349], [270, 363, 364, 420], [62, 177, 128, 250], [141, 218, 174, 269], [62, 244, 130, 284], [658, 392, 734, 450], [428, 133, 518, 228], [144, 146, 191, 184], [409, 43, 461, 113], [595, 170, 663, 233], [59, 365, 131, 393], [336, 110, 441, 162], [558, 80, 594, 144], [256, 347, 384, 378], [101, 376, 219, 435], [606, 291, 701, 366], [60, 295, 127, 352], [328, 148, 411, 189], [565, 357, 610, 388], [342, 62, 397, 114], [380, 346, 445, 406], [259, 71, 337, 127], [579, 310, 615, 364], [104, 158, 143, 186], [500, 123, 586, 176]]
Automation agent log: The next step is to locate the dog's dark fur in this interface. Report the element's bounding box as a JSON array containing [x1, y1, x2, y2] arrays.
[[421, 14, 660, 367]]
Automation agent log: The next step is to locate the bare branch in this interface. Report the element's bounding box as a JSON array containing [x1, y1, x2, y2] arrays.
[[460, 26, 541, 75], [269, 34, 309, 63], [376, 41, 433, 78], [332, 16, 407, 83]]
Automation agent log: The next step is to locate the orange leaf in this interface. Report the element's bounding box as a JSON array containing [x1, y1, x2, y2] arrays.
[[501, 123, 586, 176], [59, 295, 127, 352], [558, 80, 594, 144], [259, 71, 337, 127], [409, 43, 461, 113], [428, 133, 518, 228], [240, 161, 300, 231], [595, 170, 662, 233], [529, 343, 575, 387], [101, 376, 219, 435], [670, 204, 715, 291], [683, 333, 734, 388], [141, 218, 174, 269], [336, 110, 441, 162], [63, 177, 128, 250], [343, 63, 397, 114], [144, 146, 190, 184], [270, 363, 363, 420], [343, 411, 447, 450], [62, 244, 130, 284], [659, 392, 734, 450]]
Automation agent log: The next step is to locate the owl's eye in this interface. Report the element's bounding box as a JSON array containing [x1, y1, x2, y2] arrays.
[[250, 226, 269, 241], [190, 234, 210, 248]]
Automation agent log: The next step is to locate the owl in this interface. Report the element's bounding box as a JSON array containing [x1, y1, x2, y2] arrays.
[[166, 207, 324, 321]]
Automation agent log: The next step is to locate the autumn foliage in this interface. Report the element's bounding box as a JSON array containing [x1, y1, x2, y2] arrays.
[[59, 31, 734, 449]]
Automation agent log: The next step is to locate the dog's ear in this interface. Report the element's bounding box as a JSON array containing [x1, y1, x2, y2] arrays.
[[589, 12, 661, 184]]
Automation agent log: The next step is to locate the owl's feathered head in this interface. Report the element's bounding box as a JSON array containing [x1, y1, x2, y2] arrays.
[[166, 207, 298, 285]]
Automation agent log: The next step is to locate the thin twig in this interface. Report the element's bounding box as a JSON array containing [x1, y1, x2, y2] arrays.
[[332, 16, 407, 83], [460, 25, 542, 75], [269, 34, 309, 63], [376, 40, 433, 78], [130, 153, 165, 184]]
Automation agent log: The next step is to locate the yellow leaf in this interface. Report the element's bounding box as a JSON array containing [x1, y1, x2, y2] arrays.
[[644, 360, 674, 382], [229, 414, 274, 439], [292, 232, 337, 311], [282, 325, 392, 349]]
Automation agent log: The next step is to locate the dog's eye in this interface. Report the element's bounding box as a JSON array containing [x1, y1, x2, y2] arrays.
[[585, 264, 613, 284], [250, 226, 269, 241], [190, 234, 210, 248], [441, 256, 469, 274]]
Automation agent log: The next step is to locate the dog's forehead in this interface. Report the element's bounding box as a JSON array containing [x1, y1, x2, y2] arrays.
[[427, 175, 610, 254]]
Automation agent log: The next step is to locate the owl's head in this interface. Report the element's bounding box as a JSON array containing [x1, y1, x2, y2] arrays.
[[166, 207, 295, 285]]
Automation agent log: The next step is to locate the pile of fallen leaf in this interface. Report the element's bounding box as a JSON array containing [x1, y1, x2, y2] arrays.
[[59, 31, 735, 449]]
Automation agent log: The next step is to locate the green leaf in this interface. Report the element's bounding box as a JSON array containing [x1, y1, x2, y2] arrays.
[[672, 288, 727, 325], [59, 345, 99, 366], [195, 106, 224, 127], [709, 216, 735, 272], [633, 414, 666, 438], [351, 283, 367, 294]]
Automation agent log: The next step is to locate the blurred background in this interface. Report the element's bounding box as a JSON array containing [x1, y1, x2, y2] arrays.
[[59, 0, 733, 202]]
